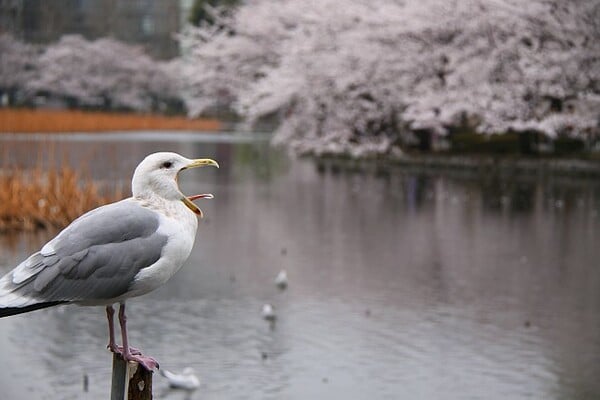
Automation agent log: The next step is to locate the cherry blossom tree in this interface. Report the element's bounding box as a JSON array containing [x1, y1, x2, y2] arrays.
[[1, 34, 181, 113], [31, 35, 181, 112], [0, 35, 41, 105], [176, 0, 600, 156], [2, 1, 598, 156]]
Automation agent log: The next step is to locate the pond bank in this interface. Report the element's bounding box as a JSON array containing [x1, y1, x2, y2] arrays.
[[314, 153, 600, 179]]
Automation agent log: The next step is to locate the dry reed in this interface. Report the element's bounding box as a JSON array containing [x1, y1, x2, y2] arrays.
[[0, 166, 123, 232], [0, 108, 222, 133]]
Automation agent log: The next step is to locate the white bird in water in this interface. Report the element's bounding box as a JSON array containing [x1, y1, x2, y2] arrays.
[[0, 152, 219, 370], [275, 269, 288, 290], [160, 367, 200, 390], [262, 303, 276, 321]]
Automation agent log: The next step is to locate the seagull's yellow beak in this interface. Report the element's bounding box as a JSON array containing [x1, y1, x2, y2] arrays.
[[180, 158, 219, 217], [183, 159, 220, 170]]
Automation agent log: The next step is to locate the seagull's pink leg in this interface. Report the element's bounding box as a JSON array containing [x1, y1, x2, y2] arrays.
[[118, 302, 159, 371], [106, 305, 120, 353], [106, 305, 142, 355]]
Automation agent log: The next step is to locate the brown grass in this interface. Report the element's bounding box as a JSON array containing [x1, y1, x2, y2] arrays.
[[0, 166, 123, 232], [0, 108, 222, 133]]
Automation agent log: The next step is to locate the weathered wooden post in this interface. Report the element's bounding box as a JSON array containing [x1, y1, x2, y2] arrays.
[[110, 354, 153, 400]]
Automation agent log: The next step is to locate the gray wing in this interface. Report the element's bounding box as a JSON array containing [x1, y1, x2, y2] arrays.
[[2, 199, 168, 303]]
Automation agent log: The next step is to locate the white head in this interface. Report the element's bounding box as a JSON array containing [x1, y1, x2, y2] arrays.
[[131, 152, 219, 215]]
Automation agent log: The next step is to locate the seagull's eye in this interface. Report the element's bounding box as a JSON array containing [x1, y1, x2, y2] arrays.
[[161, 161, 174, 169]]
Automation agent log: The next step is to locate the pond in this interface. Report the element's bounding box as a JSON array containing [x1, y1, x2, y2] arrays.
[[0, 132, 599, 400]]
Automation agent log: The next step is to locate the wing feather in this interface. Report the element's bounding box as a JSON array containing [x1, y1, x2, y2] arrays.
[[0, 199, 168, 305]]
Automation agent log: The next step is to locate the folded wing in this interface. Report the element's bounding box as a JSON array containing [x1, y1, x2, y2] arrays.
[[0, 199, 168, 315]]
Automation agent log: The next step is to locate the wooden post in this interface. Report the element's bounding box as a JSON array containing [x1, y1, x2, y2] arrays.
[[110, 354, 153, 400]]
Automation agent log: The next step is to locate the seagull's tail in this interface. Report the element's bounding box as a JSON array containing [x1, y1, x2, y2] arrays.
[[0, 275, 66, 318], [0, 301, 66, 318]]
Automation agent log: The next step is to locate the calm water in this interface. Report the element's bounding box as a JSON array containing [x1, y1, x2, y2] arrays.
[[0, 133, 599, 400]]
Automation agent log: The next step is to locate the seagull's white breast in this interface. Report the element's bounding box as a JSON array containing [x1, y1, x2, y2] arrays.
[[127, 201, 198, 298]]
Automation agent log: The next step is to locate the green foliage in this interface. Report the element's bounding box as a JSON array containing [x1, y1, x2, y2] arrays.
[[553, 137, 585, 155], [450, 132, 521, 154], [189, 0, 241, 26], [448, 131, 587, 156]]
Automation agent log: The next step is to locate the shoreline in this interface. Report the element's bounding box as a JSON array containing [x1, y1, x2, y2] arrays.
[[313, 153, 600, 180], [2, 108, 600, 179]]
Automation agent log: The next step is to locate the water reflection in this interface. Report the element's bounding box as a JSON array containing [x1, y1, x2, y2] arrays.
[[0, 135, 599, 400]]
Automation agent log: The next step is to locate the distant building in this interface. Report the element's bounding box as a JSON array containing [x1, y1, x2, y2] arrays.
[[0, 0, 23, 35], [0, 0, 181, 59]]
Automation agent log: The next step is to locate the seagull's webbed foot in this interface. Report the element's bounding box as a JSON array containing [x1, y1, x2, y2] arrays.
[[110, 340, 157, 370], [108, 343, 143, 356], [108, 343, 120, 354], [117, 302, 159, 371], [122, 352, 160, 371]]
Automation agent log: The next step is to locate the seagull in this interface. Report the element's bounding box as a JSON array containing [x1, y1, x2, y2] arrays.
[[160, 367, 200, 390], [0, 152, 218, 371], [262, 303, 276, 321], [274, 270, 288, 290]]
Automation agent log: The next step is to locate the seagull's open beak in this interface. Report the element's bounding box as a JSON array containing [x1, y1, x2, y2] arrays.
[[182, 196, 204, 217], [184, 159, 220, 170], [179, 158, 219, 217]]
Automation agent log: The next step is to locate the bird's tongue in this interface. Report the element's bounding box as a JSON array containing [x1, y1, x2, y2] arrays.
[[187, 193, 214, 201], [181, 193, 214, 217]]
